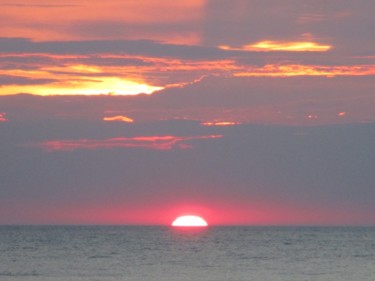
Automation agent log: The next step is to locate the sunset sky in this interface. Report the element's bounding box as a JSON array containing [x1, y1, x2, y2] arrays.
[[1, 0, 374, 225]]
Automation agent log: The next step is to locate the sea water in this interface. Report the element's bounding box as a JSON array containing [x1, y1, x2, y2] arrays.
[[0, 226, 374, 281]]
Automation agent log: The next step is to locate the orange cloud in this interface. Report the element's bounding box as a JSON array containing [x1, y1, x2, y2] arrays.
[[0, 54, 233, 96], [201, 121, 241, 127], [220, 41, 332, 52], [103, 115, 134, 123], [1, 49, 374, 97], [29, 135, 223, 152], [234, 64, 375, 77], [0, 58, 163, 95]]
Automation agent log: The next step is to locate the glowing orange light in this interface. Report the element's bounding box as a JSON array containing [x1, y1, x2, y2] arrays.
[[250, 41, 332, 52], [103, 115, 134, 123], [220, 41, 332, 52], [171, 215, 208, 227], [338, 112, 347, 117], [201, 121, 240, 127]]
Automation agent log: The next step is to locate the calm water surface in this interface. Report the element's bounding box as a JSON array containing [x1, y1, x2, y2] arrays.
[[0, 226, 374, 281]]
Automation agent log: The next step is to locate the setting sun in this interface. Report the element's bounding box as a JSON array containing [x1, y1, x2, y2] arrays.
[[171, 215, 208, 227]]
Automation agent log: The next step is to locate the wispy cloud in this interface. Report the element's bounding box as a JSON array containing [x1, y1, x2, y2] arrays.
[[0, 74, 57, 85], [28, 135, 223, 152]]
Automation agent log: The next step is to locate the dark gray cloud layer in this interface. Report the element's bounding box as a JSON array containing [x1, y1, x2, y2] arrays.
[[1, 117, 374, 224], [0, 75, 56, 85], [1, 37, 372, 69], [0, 38, 230, 60]]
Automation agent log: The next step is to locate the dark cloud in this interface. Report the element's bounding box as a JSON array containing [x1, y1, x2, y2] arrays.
[[0, 38, 229, 60], [1, 37, 372, 71], [203, 0, 335, 45], [1, 117, 374, 224], [0, 37, 335, 64], [76, 56, 154, 67], [0, 75, 57, 86], [0, 55, 152, 67], [147, 75, 375, 125], [0, 54, 61, 70]]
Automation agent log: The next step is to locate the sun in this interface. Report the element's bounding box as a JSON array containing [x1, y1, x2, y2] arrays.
[[171, 215, 208, 227]]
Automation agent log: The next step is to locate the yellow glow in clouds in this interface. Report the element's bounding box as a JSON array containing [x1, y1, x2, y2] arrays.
[[1, 77, 162, 96], [220, 41, 332, 52], [46, 77, 162, 96], [251, 41, 332, 52], [201, 121, 240, 127], [103, 116, 134, 123]]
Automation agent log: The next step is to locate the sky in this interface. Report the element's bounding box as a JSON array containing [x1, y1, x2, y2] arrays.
[[0, 0, 374, 225]]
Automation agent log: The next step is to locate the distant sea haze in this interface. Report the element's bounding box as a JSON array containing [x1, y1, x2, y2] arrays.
[[1, 226, 374, 281]]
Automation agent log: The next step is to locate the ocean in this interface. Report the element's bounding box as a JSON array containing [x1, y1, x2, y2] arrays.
[[0, 226, 374, 281]]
